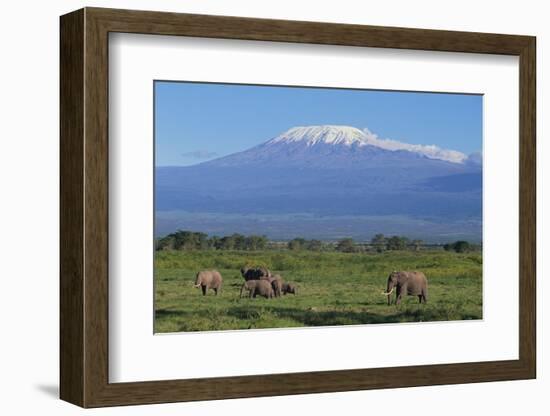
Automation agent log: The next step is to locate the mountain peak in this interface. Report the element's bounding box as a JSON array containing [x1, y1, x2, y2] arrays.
[[265, 125, 469, 164], [267, 125, 368, 147]]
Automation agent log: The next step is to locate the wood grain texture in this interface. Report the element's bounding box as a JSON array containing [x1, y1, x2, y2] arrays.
[[83, 10, 110, 406], [59, 8, 84, 407], [59, 7, 537, 408], [88, 7, 532, 54], [518, 38, 536, 376]]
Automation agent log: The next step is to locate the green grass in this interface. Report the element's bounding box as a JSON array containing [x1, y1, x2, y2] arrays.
[[154, 250, 482, 333]]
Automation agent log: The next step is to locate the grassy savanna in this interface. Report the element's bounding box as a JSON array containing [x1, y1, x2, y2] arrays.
[[154, 250, 482, 333]]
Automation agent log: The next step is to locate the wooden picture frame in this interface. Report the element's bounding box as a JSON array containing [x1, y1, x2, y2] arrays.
[[60, 7, 536, 408]]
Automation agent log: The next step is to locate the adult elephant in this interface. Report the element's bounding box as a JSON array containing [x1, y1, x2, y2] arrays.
[[194, 270, 223, 296], [383, 271, 428, 305], [240, 266, 272, 281]]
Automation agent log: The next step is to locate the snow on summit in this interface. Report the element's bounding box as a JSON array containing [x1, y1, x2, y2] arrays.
[[267, 125, 468, 164], [268, 125, 367, 146]]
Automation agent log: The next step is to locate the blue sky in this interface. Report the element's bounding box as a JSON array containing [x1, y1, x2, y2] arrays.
[[155, 81, 482, 167]]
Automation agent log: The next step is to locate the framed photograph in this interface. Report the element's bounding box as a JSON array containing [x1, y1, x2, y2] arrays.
[[60, 7, 536, 408]]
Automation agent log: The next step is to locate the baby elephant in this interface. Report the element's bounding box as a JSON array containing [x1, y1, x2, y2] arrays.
[[194, 270, 223, 296], [281, 282, 297, 295], [240, 280, 274, 299]]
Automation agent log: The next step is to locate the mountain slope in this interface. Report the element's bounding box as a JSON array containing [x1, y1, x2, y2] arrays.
[[203, 125, 476, 168], [156, 125, 482, 241]]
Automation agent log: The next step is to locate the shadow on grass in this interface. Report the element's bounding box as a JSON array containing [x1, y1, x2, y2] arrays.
[[227, 305, 395, 325], [155, 303, 481, 332], [396, 307, 480, 322], [155, 308, 185, 320], [227, 304, 480, 327]]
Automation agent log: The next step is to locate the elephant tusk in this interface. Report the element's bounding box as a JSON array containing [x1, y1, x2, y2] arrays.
[[381, 287, 395, 296], [193, 283, 201, 288]]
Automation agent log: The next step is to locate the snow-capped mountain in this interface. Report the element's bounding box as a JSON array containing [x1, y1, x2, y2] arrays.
[[266, 125, 469, 164], [203, 125, 479, 169], [155, 125, 482, 241], [268, 125, 368, 146]]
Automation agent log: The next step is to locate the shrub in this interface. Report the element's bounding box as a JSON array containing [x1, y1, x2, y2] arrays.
[[444, 240, 472, 253], [336, 238, 356, 253], [386, 235, 409, 251]]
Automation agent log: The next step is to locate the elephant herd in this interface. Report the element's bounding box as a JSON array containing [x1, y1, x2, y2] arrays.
[[193, 266, 297, 299], [240, 266, 297, 298], [194, 267, 428, 305]]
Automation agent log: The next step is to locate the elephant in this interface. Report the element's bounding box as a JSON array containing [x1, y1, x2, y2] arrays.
[[259, 267, 272, 278], [260, 273, 278, 283], [383, 271, 427, 305], [240, 266, 272, 281], [281, 282, 296, 295], [193, 270, 223, 296], [255, 273, 283, 296], [270, 275, 284, 297], [240, 279, 274, 299]]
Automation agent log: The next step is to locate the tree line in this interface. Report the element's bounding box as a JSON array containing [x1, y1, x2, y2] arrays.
[[156, 231, 268, 251], [156, 230, 479, 253]]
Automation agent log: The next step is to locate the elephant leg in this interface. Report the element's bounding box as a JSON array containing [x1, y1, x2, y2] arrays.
[[201, 285, 206, 296], [395, 287, 403, 305], [418, 295, 422, 304], [213, 287, 218, 296], [422, 290, 427, 304]]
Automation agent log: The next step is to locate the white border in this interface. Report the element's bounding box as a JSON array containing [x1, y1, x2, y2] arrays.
[[109, 33, 519, 382]]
